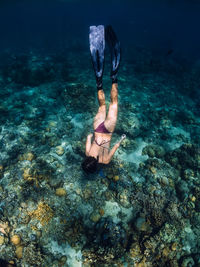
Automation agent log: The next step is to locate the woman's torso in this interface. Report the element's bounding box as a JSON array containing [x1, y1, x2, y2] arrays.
[[93, 132, 112, 163]]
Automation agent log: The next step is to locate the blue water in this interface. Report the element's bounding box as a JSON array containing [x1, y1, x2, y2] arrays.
[[0, 1, 200, 266], [0, 0, 200, 58]]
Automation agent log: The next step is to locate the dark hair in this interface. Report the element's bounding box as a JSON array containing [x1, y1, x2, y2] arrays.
[[82, 156, 98, 173]]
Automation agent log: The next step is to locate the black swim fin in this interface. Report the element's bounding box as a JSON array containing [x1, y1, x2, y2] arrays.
[[105, 25, 121, 84], [89, 25, 105, 90]]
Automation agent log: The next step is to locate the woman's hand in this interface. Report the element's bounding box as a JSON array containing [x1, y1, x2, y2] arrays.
[[87, 133, 93, 139], [119, 134, 126, 143], [115, 134, 126, 148]]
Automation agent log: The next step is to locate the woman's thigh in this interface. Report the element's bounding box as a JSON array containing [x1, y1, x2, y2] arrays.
[[93, 105, 106, 129], [104, 103, 118, 132]]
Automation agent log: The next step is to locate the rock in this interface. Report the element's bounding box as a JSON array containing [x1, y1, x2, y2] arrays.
[[55, 188, 67, 196]]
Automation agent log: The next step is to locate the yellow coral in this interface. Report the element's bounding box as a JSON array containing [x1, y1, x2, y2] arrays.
[[113, 175, 119, 182], [55, 146, 65, 156], [16, 245, 23, 259], [99, 208, 104, 216], [30, 224, 38, 231], [11, 234, 21, 246], [0, 221, 10, 235], [0, 236, 4, 245], [190, 195, 196, 202], [28, 202, 54, 226], [129, 243, 141, 258], [22, 168, 31, 179], [149, 166, 156, 174], [55, 188, 67, 196], [22, 168, 40, 187], [19, 152, 35, 161], [162, 247, 170, 257], [171, 242, 177, 251]]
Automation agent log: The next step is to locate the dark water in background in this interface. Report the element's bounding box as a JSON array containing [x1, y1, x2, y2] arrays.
[[1, 0, 200, 59]]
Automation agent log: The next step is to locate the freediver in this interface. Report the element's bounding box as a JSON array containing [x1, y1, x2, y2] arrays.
[[82, 25, 126, 173]]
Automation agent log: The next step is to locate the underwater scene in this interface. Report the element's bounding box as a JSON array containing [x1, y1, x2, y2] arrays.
[[0, 0, 200, 266]]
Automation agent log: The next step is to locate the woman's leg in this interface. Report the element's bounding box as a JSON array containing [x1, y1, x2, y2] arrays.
[[104, 83, 118, 132], [93, 89, 106, 129]]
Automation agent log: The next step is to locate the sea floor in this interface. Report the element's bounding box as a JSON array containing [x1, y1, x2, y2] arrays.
[[0, 45, 200, 266]]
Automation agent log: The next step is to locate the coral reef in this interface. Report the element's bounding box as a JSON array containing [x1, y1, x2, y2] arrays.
[[0, 43, 199, 266]]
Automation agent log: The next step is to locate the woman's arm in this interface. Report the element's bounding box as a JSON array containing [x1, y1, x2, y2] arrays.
[[105, 134, 126, 163], [85, 133, 93, 156], [105, 143, 120, 163]]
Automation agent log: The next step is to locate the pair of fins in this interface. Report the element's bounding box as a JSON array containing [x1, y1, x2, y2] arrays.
[[89, 25, 121, 90]]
